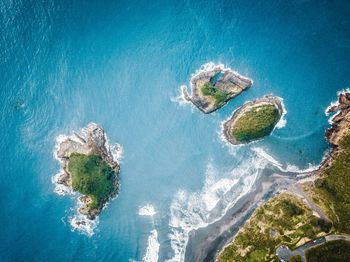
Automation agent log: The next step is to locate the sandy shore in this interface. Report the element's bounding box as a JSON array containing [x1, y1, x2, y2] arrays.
[[185, 164, 303, 261]]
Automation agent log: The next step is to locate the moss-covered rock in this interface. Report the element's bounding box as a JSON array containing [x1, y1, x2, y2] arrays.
[[223, 96, 284, 145]]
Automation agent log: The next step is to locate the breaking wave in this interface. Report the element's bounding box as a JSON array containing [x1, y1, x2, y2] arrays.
[[275, 96, 287, 129], [139, 204, 157, 217], [252, 147, 319, 174], [143, 230, 160, 262], [166, 154, 265, 261]]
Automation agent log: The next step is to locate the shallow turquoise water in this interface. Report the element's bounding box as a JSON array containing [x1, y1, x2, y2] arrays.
[[1, 0, 350, 261]]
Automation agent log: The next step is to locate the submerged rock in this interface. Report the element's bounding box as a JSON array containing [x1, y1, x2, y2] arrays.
[[223, 95, 284, 145], [54, 123, 121, 220], [183, 64, 252, 113]]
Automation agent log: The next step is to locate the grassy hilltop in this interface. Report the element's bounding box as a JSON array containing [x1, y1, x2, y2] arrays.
[[231, 104, 280, 143], [217, 193, 330, 262], [68, 153, 116, 209]]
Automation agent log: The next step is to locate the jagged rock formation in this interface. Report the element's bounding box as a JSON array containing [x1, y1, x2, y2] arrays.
[[183, 65, 252, 113]]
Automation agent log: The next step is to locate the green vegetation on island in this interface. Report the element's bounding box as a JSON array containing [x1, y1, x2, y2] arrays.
[[201, 82, 230, 106], [288, 255, 302, 262], [223, 96, 284, 145], [231, 104, 280, 143], [305, 240, 350, 262], [217, 193, 329, 262], [68, 153, 116, 209]]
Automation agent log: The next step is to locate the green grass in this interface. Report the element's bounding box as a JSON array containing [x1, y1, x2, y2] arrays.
[[313, 134, 350, 233], [288, 255, 302, 262], [231, 104, 280, 143], [305, 240, 350, 262], [68, 153, 116, 209], [217, 194, 328, 262], [201, 82, 230, 106]]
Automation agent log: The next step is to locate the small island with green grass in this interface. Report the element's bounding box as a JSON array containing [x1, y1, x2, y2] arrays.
[[182, 63, 252, 113], [223, 95, 284, 145], [54, 123, 121, 221]]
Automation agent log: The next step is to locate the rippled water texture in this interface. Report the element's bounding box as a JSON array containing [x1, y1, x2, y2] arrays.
[[1, 0, 350, 261]]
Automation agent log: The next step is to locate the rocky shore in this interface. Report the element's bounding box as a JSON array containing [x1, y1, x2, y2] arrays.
[[223, 95, 284, 145], [312, 91, 350, 176], [182, 64, 252, 113], [54, 123, 121, 220]]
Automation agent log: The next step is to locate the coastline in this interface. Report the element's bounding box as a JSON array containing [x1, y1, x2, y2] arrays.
[[185, 165, 300, 261], [211, 91, 350, 261]]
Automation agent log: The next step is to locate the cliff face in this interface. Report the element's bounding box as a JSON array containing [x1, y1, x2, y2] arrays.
[[183, 66, 252, 113], [55, 123, 120, 220], [316, 92, 350, 174], [326, 92, 350, 146]]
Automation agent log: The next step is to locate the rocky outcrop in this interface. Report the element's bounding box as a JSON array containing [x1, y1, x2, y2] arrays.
[[315, 92, 350, 174], [223, 95, 284, 145], [183, 64, 252, 113], [54, 123, 120, 220]]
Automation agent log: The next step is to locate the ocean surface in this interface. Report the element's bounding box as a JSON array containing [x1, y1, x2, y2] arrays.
[[1, 0, 350, 261]]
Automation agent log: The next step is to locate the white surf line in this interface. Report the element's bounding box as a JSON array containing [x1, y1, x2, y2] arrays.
[[143, 230, 160, 262], [166, 156, 265, 262], [252, 147, 319, 174], [139, 204, 160, 262]]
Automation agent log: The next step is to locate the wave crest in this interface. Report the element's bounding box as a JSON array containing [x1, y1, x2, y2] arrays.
[[166, 156, 265, 261]]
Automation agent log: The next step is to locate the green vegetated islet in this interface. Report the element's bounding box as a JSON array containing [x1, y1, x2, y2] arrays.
[[232, 104, 280, 142], [201, 82, 230, 106], [68, 153, 116, 209]]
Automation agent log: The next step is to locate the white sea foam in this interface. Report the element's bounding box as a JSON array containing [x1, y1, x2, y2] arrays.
[[328, 110, 341, 125], [337, 88, 350, 96], [326, 88, 350, 117], [111, 143, 123, 163], [68, 196, 98, 236], [252, 147, 318, 174], [170, 85, 192, 107], [143, 230, 160, 262], [325, 100, 339, 116], [190, 62, 253, 85], [139, 204, 157, 217], [69, 213, 97, 237], [51, 171, 73, 196], [166, 156, 264, 262], [275, 96, 287, 129]]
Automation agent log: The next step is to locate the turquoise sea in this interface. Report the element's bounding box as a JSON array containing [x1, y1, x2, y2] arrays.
[[1, 0, 350, 261]]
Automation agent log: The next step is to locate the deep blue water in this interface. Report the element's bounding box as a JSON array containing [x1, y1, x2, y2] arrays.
[[1, 0, 350, 261]]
